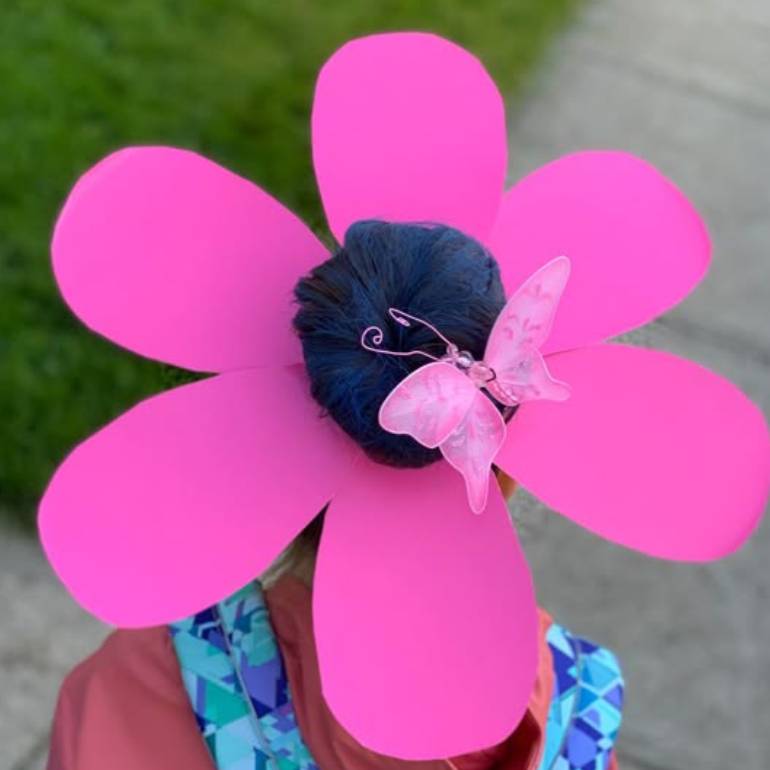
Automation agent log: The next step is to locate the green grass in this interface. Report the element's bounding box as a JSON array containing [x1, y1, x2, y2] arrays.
[[0, 0, 579, 529]]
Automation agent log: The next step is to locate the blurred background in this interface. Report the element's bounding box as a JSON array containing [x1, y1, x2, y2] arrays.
[[1, 1, 768, 769]]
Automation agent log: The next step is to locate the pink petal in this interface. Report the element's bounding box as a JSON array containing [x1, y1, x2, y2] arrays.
[[487, 152, 711, 354], [53, 147, 327, 371], [38, 366, 358, 626], [497, 344, 770, 560], [313, 460, 538, 759], [312, 33, 507, 243]]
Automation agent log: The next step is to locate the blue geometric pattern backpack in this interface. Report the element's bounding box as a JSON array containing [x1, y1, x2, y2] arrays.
[[169, 582, 623, 770]]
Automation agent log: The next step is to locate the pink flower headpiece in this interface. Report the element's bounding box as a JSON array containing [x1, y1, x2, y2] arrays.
[[40, 32, 769, 761]]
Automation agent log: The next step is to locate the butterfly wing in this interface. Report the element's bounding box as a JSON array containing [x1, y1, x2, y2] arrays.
[[484, 256, 571, 405], [440, 391, 507, 514], [379, 361, 478, 448]]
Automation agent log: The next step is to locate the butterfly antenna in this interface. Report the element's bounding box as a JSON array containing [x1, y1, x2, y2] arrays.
[[360, 307, 458, 362], [387, 308, 457, 352], [360, 325, 439, 361]]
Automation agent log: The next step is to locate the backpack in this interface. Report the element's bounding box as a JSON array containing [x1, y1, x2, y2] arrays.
[[169, 582, 623, 770]]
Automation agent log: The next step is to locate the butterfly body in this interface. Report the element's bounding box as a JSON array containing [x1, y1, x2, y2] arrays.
[[378, 256, 572, 513]]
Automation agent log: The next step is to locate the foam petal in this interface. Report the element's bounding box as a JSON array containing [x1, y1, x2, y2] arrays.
[[487, 152, 711, 353], [313, 461, 538, 758], [312, 33, 507, 243], [53, 147, 327, 371], [497, 344, 770, 560], [39, 366, 358, 626]]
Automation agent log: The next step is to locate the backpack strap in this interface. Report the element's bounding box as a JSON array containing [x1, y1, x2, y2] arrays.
[[537, 623, 624, 770], [169, 581, 319, 770], [170, 584, 623, 770]]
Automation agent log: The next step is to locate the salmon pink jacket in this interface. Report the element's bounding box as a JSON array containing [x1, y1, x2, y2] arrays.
[[47, 576, 620, 770]]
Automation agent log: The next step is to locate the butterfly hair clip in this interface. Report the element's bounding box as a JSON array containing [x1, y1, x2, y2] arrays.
[[362, 255, 572, 513]]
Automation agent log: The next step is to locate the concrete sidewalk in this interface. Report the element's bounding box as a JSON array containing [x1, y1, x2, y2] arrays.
[[0, 527, 107, 770], [508, 1, 770, 769], [1, 1, 769, 768]]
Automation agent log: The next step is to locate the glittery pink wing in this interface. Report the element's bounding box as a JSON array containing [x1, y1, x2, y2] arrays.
[[378, 361, 478, 448], [440, 391, 507, 514], [484, 256, 571, 405]]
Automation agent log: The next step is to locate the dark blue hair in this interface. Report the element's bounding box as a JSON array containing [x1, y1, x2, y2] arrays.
[[293, 220, 506, 467]]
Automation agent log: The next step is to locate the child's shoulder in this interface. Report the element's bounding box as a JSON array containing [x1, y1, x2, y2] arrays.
[[72, 625, 175, 681], [61, 626, 182, 712], [50, 627, 211, 770]]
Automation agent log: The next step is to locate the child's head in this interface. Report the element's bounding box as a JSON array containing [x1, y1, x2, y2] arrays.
[[280, 225, 512, 583], [293, 219, 506, 466]]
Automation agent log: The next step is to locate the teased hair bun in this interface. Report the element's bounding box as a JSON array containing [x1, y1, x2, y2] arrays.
[[293, 220, 505, 467]]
